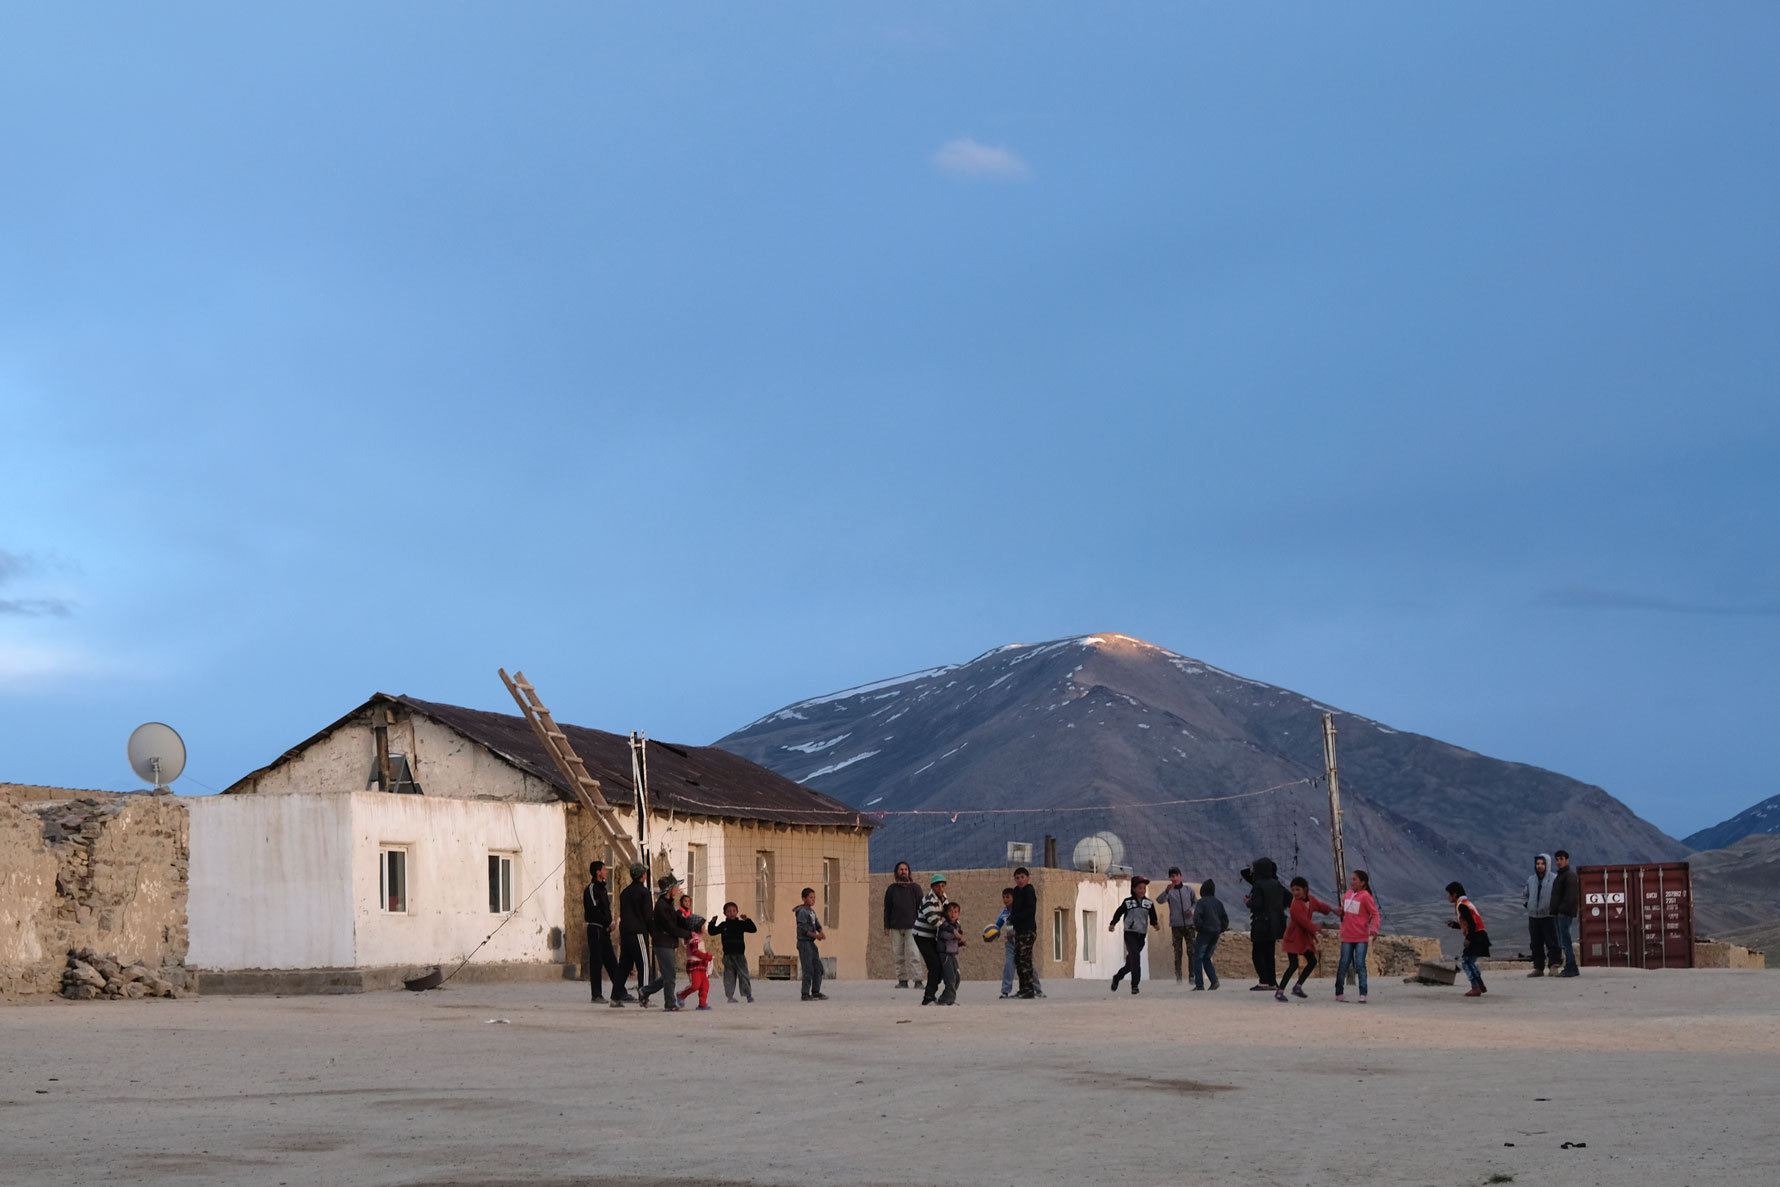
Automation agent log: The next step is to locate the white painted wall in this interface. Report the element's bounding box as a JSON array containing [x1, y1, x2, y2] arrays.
[[1072, 876, 1146, 981], [188, 794, 356, 969], [188, 793, 566, 970], [351, 793, 565, 968]]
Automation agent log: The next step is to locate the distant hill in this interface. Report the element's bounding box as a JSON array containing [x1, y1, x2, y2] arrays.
[[1684, 794, 1780, 851], [715, 634, 1686, 908], [1688, 833, 1780, 937]]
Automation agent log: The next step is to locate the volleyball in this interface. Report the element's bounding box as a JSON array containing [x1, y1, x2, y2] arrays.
[[981, 923, 1001, 942]]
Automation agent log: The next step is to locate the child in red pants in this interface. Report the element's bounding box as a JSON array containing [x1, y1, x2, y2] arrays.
[[677, 923, 713, 1010]]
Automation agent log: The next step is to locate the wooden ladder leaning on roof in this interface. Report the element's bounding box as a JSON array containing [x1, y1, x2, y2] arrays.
[[498, 668, 640, 869]]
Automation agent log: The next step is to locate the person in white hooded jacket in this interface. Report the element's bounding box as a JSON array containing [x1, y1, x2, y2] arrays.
[[1523, 853, 1563, 977]]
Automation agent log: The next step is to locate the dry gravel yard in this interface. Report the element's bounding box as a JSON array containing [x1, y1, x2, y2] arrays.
[[3, 968, 1777, 1187]]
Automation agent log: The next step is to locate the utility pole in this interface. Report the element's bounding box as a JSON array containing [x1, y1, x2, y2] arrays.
[[1321, 712, 1347, 898]]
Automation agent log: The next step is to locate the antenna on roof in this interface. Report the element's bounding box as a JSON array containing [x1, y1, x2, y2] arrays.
[[126, 722, 186, 793]]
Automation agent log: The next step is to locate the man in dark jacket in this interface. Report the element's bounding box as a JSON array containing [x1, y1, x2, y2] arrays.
[[640, 874, 695, 1012], [1244, 857, 1289, 991], [883, 861, 924, 989], [1550, 849, 1581, 978], [1524, 853, 1562, 977], [613, 862, 653, 1008], [582, 861, 624, 1004]]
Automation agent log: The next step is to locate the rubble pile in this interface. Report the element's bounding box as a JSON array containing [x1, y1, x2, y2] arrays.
[[59, 947, 188, 1000]]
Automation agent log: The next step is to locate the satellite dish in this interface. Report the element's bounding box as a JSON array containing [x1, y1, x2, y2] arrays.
[[1071, 830, 1127, 874], [127, 722, 186, 790]]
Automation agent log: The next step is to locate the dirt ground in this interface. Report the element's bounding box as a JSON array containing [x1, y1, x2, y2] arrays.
[[3, 968, 1776, 1187]]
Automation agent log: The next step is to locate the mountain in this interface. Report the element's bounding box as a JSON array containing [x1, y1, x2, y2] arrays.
[[1687, 833, 1780, 936], [715, 634, 1687, 908], [1683, 794, 1780, 851]]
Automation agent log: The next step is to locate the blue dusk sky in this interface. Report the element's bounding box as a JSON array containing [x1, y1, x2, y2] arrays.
[[2, 4, 1776, 839]]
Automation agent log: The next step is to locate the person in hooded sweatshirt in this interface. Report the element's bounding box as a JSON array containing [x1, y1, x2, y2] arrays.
[[1244, 858, 1289, 991], [1191, 880, 1229, 990], [1334, 869, 1380, 1003], [1524, 853, 1563, 977], [1109, 875, 1161, 995]]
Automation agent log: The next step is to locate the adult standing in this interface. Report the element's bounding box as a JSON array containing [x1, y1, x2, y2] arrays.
[[1155, 868, 1198, 985], [1010, 866, 1043, 999], [582, 861, 622, 1005], [1548, 850, 1580, 977], [640, 874, 695, 1011], [1524, 853, 1562, 976], [913, 874, 948, 1005], [612, 861, 653, 1008], [1244, 857, 1289, 991], [883, 861, 924, 989]]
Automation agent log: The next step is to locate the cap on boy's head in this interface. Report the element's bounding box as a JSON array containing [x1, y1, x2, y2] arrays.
[[930, 873, 948, 885], [1131, 875, 1149, 890], [629, 862, 648, 879]]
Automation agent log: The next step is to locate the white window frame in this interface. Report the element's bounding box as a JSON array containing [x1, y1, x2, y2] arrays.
[[380, 846, 409, 915], [755, 850, 775, 922], [1080, 910, 1097, 963], [488, 851, 515, 915], [1052, 908, 1065, 962], [686, 844, 707, 917]]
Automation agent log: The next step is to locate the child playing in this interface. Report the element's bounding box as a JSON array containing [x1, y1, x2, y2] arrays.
[[708, 901, 757, 1004], [1446, 882, 1491, 997], [1335, 869, 1380, 1003], [994, 887, 1016, 998], [676, 918, 713, 1010], [935, 901, 967, 1005], [1191, 879, 1228, 990], [1109, 874, 1160, 994], [795, 887, 827, 1001], [1278, 875, 1335, 1001]]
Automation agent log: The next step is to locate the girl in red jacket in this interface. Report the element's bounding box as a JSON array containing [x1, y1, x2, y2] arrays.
[[1276, 876, 1336, 1001], [677, 919, 714, 1010]]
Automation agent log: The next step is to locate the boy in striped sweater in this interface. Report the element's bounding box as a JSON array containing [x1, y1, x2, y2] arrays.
[[914, 874, 949, 1006]]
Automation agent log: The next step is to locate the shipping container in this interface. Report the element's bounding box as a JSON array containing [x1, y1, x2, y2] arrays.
[[1577, 862, 1693, 969]]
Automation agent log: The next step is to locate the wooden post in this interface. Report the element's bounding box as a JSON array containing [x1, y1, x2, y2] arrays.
[[1322, 712, 1347, 898]]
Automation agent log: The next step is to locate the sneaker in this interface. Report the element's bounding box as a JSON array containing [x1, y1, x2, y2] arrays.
[[896, 980, 908, 989], [1190, 985, 1204, 992], [1208, 982, 1219, 991], [608, 999, 625, 1008], [1110, 976, 1121, 992], [1527, 969, 1545, 978], [1249, 983, 1275, 991], [1015, 991, 1036, 999], [591, 995, 607, 1004], [1000, 992, 1011, 999], [812, 992, 829, 1000], [746, 996, 754, 1003], [695, 1005, 712, 1011], [1464, 986, 1484, 997], [1559, 969, 1580, 978], [1035, 989, 1047, 998], [1335, 994, 1346, 1002], [1357, 994, 1368, 1003], [1291, 985, 1308, 999], [912, 980, 923, 989], [1274, 989, 1287, 1002], [1479, 982, 1488, 994]]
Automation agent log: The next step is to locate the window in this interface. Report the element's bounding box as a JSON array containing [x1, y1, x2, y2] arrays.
[[687, 844, 707, 916], [1080, 910, 1097, 963], [380, 848, 408, 913], [367, 754, 424, 795], [1052, 909, 1065, 962], [822, 857, 840, 928], [755, 850, 775, 922], [488, 853, 513, 914]]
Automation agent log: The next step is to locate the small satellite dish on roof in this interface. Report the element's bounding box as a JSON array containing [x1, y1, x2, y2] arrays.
[[127, 722, 186, 791]]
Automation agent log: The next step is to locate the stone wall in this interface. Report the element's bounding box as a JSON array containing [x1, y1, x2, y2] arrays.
[[1693, 940, 1765, 970], [1, 788, 190, 998]]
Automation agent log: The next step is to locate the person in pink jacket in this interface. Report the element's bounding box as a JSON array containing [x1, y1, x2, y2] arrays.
[[1334, 869, 1380, 1002]]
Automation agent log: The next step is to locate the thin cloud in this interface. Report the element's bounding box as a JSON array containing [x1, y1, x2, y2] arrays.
[[1541, 584, 1780, 617], [0, 549, 78, 615], [932, 137, 1033, 181]]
